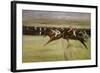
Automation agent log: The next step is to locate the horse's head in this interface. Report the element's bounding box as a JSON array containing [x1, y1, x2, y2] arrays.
[[77, 30, 89, 42]]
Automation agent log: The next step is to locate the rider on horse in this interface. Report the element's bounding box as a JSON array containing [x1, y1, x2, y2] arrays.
[[68, 26, 76, 37], [51, 29, 61, 37]]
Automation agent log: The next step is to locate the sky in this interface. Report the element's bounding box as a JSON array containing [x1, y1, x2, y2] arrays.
[[22, 10, 90, 21], [22, 10, 91, 28]]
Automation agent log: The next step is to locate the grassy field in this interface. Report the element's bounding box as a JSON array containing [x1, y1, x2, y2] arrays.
[[22, 35, 91, 63]]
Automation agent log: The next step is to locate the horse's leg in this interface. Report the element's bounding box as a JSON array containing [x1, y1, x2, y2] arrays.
[[44, 39, 52, 46], [79, 40, 88, 49], [43, 37, 55, 46]]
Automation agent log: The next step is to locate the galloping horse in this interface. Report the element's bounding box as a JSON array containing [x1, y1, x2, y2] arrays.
[[43, 28, 62, 46], [62, 28, 89, 49], [43, 28, 89, 49]]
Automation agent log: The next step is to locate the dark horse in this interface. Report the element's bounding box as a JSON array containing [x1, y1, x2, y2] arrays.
[[43, 28, 62, 46], [43, 28, 89, 49], [62, 28, 89, 49]]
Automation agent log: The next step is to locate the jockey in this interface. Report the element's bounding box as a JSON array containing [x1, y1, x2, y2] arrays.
[[51, 29, 61, 37], [68, 26, 76, 37]]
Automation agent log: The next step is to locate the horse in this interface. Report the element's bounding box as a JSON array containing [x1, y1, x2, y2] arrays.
[[43, 28, 89, 49], [43, 28, 62, 46], [62, 28, 89, 49]]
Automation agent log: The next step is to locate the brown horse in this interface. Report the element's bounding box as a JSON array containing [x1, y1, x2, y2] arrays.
[[43, 28, 89, 49], [62, 29, 89, 49], [43, 28, 62, 46]]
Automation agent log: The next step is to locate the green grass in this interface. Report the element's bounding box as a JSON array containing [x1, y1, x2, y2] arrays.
[[22, 35, 91, 63]]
